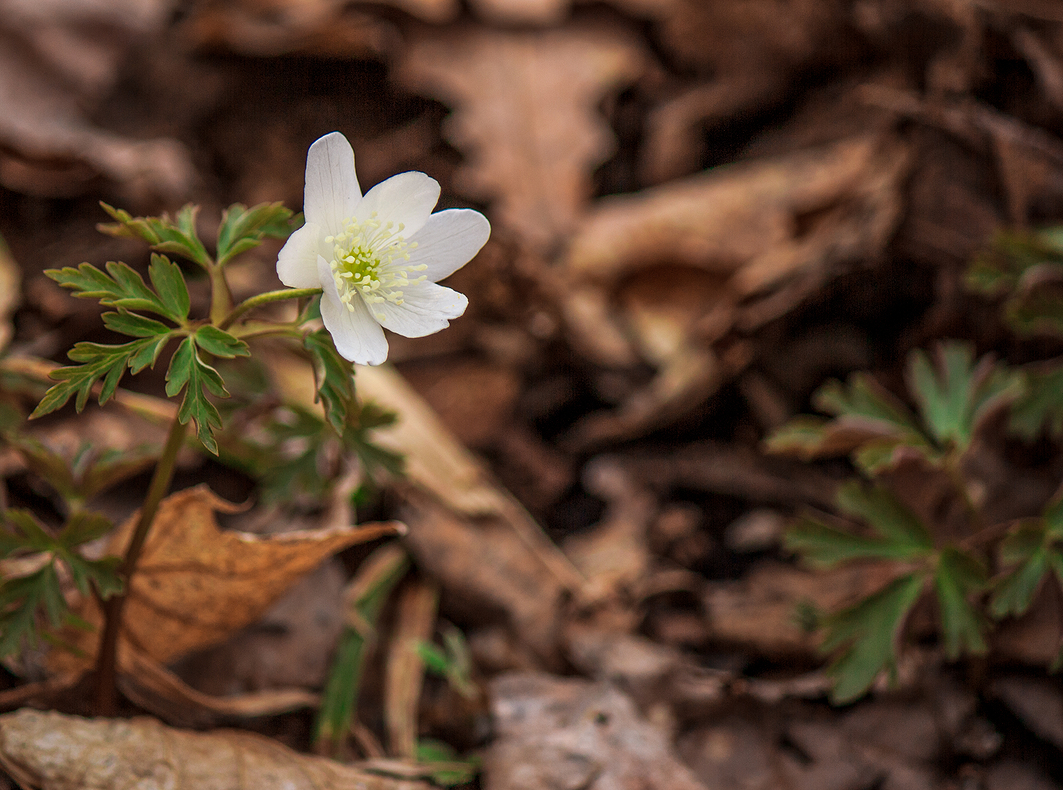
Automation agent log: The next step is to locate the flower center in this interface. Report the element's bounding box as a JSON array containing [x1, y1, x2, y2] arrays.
[[324, 213, 426, 320]]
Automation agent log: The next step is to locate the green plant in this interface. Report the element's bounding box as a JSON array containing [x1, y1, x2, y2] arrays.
[[767, 224, 1063, 703]]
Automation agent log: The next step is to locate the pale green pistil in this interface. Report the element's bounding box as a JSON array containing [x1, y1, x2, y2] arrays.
[[324, 213, 427, 321]]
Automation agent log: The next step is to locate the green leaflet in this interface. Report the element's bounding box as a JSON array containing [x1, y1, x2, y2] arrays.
[[216, 202, 296, 267], [304, 328, 357, 434], [820, 573, 925, 704], [0, 508, 122, 659], [45, 256, 190, 324], [98, 203, 212, 270]]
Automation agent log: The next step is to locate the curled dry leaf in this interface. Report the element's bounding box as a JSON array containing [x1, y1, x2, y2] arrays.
[[48, 485, 403, 676], [0, 708, 430, 790], [562, 133, 909, 368], [396, 21, 647, 251]]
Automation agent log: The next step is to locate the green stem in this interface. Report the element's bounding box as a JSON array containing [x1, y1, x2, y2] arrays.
[[208, 262, 232, 326], [228, 321, 306, 342], [94, 415, 190, 715], [944, 453, 988, 537], [219, 288, 322, 331]]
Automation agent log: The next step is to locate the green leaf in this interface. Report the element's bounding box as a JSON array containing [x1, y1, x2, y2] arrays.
[[0, 565, 65, 658], [835, 481, 934, 551], [148, 254, 191, 321], [98, 203, 212, 270], [193, 326, 250, 359], [45, 260, 187, 324], [304, 328, 356, 434], [101, 311, 171, 338], [968, 226, 1063, 338], [31, 334, 174, 418], [417, 641, 452, 676], [315, 546, 409, 752], [821, 572, 926, 704], [216, 202, 296, 267], [933, 547, 988, 658], [991, 523, 1048, 619], [766, 372, 934, 472], [414, 739, 481, 786], [64, 553, 122, 599], [165, 336, 229, 454], [2, 509, 54, 552], [786, 517, 928, 567], [908, 343, 1022, 451], [815, 373, 924, 432], [58, 511, 114, 547], [77, 446, 159, 501], [1009, 365, 1063, 440], [5, 435, 78, 502]]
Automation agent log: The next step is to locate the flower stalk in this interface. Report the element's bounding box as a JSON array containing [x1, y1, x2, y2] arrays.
[[94, 415, 189, 715]]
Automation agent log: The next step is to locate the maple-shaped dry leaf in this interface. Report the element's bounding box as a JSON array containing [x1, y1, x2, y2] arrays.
[[396, 21, 647, 251], [49, 485, 402, 676], [0, 708, 429, 790]]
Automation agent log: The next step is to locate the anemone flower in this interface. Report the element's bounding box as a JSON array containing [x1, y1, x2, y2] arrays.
[[277, 131, 490, 365]]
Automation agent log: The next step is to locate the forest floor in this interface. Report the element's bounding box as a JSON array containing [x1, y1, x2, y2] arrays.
[[3, 0, 1063, 788]]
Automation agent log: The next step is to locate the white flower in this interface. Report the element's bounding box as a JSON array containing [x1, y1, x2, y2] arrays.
[[277, 131, 490, 365]]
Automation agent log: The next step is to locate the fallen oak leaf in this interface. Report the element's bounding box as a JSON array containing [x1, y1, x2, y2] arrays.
[[396, 20, 647, 252], [0, 708, 430, 790], [48, 485, 403, 676]]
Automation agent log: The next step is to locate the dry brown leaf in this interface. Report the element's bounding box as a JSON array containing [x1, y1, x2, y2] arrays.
[[117, 647, 320, 724], [0, 235, 20, 351], [49, 485, 402, 676], [0, 708, 430, 790], [0, 0, 193, 200], [562, 133, 908, 369], [180, 0, 396, 57], [485, 672, 708, 790], [353, 363, 584, 592], [562, 458, 654, 603], [397, 486, 569, 668], [384, 580, 438, 759], [396, 21, 647, 251], [268, 353, 582, 666]]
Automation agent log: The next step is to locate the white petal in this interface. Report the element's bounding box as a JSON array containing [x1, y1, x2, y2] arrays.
[[304, 132, 361, 234], [276, 221, 324, 288], [405, 209, 490, 283], [317, 257, 388, 365], [374, 281, 468, 338], [354, 171, 440, 238]]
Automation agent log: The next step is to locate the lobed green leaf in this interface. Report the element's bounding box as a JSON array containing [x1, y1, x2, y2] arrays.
[[933, 547, 988, 658], [908, 342, 1022, 452], [31, 335, 174, 418], [835, 481, 934, 551], [304, 328, 356, 434], [821, 572, 926, 704], [45, 258, 188, 325], [165, 336, 229, 454], [216, 202, 296, 267], [194, 326, 250, 359], [786, 517, 927, 568], [99, 203, 212, 269]]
